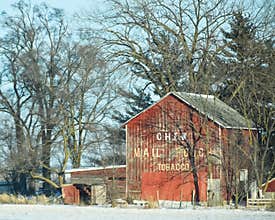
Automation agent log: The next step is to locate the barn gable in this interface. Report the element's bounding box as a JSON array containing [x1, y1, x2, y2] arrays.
[[125, 92, 255, 129]]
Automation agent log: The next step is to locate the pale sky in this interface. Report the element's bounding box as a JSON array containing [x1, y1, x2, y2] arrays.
[[0, 0, 105, 16]]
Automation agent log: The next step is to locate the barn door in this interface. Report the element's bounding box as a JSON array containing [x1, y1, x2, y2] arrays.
[[91, 184, 107, 205], [207, 179, 221, 206]]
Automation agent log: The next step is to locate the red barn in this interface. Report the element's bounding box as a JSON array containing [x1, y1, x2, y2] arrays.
[[124, 92, 255, 205]]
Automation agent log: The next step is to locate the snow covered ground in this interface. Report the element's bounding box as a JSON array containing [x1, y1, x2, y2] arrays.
[[0, 205, 274, 220]]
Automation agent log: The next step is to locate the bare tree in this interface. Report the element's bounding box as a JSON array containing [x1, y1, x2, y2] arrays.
[[217, 8, 275, 194], [83, 0, 237, 96], [0, 1, 116, 194], [220, 130, 253, 207], [0, 1, 71, 192], [229, 86, 275, 195], [0, 5, 35, 193], [60, 44, 116, 168]]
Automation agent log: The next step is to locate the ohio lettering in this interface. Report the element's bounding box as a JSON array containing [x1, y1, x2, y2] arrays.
[[156, 132, 187, 141]]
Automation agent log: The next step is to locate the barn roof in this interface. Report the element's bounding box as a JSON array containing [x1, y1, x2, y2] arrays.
[[124, 92, 256, 129], [173, 92, 255, 129]]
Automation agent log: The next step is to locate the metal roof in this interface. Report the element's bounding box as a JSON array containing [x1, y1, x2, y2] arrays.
[[173, 92, 255, 129], [124, 92, 255, 129], [65, 165, 126, 173]]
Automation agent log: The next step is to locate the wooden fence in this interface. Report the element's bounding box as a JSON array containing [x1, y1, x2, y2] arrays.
[[247, 198, 273, 208]]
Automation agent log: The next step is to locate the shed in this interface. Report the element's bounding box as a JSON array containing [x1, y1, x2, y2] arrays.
[[62, 165, 126, 205], [124, 92, 256, 205], [262, 178, 275, 199]]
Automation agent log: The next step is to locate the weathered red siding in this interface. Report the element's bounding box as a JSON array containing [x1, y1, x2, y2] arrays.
[[141, 171, 208, 201], [126, 94, 221, 202], [70, 166, 126, 179], [71, 166, 126, 198], [264, 179, 275, 192], [62, 184, 80, 205]]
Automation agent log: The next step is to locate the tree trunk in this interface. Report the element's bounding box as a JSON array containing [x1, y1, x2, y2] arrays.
[[41, 124, 52, 195], [189, 148, 200, 204], [14, 116, 28, 195]]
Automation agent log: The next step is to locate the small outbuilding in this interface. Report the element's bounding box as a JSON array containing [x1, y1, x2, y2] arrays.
[[62, 165, 126, 205]]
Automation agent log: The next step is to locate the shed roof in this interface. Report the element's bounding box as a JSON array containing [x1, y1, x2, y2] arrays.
[[66, 165, 126, 173], [125, 92, 256, 129]]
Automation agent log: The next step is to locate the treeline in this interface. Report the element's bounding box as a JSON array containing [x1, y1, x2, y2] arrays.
[[0, 0, 274, 196]]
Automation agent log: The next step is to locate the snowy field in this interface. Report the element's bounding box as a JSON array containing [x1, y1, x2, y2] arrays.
[[0, 205, 274, 220]]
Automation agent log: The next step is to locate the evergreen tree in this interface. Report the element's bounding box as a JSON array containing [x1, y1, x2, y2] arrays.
[[217, 10, 275, 191], [218, 11, 274, 115], [112, 87, 154, 124], [222, 11, 256, 62], [218, 11, 257, 106], [111, 87, 154, 161], [93, 87, 154, 166]]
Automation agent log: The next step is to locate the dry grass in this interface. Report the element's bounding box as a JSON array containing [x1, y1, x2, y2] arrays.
[[146, 197, 159, 209], [267, 199, 275, 212], [36, 195, 50, 205], [0, 194, 50, 205], [0, 193, 13, 203]]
